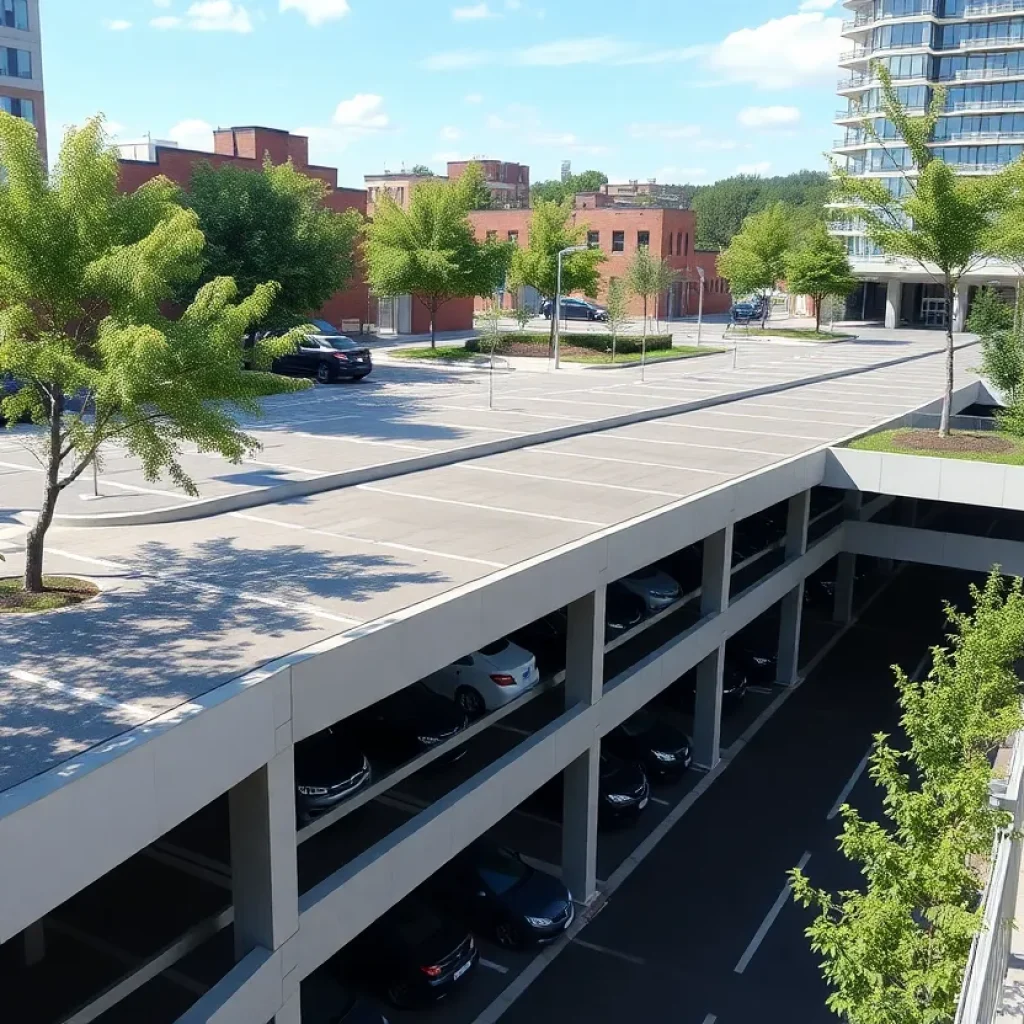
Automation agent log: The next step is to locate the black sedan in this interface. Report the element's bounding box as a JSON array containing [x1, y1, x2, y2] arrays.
[[430, 843, 574, 948], [605, 582, 646, 641], [272, 331, 373, 383], [728, 625, 777, 687], [348, 683, 468, 766], [599, 753, 650, 823], [540, 297, 609, 322], [665, 660, 749, 713], [340, 897, 477, 1007], [294, 728, 372, 825], [604, 709, 692, 781]]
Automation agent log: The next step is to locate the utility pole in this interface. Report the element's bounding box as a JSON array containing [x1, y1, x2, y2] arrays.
[[554, 245, 587, 370]]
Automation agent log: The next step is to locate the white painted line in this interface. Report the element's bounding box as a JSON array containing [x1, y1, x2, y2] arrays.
[[191, 452, 329, 479], [357, 485, 609, 527], [701, 1015, 718, 1024], [701, 408, 856, 429], [479, 958, 511, 975], [8, 669, 153, 723], [733, 851, 811, 974], [650, 420, 832, 442], [572, 939, 647, 966], [292, 431, 431, 452], [428, 403, 583, 424], [827, 745, 873, 821], [525, 447, 733, 477], [604, 433, 793, 458], [80, 478, 195, 502], [454, 462, 684, 498], [650, 797, 671, 807], [493, 723, 532, 737]]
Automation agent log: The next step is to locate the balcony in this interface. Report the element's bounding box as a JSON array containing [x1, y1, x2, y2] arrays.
[[841, 1, 939, 32], [954, 66, 1022, 80], [948, 129, 1024, 141], [959, 36, 1024, 51], [839, 46, 872, 62], [834, 137, 871, 148], [964, 0, 1024, 17], [951, 98, 1024, 110]]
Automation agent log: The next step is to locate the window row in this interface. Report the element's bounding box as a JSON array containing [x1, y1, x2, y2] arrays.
[[937, 51, 1024, 79], [947, 80, 1024, 107], [937, 19, 1024, 50], [1, 0, 28, 31], [871, 0, 937, 18], [871, 22, 929, 51], [0, 94, 32, 123], [0, 47, 31, 79], [481, 227, 690, 258], [934, 112, 1024, 137]]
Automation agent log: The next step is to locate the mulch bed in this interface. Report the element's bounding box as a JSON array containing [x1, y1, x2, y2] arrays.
[[0, 576, 100, 613], [890, 429, 1017, 455]]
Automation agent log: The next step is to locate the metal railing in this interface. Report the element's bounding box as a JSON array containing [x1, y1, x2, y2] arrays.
[[965, 0, 1024, 17], [842, 2, 939, 32], [955, 730, 1024, 1024], [960, 36, 1024, 51], [951, 99, 1024, 111], [949, 129, 1024, 141], [955, 67, 1022, 80]]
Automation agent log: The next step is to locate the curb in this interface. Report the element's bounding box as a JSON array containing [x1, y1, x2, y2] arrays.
[[44, 340, 976, 529]]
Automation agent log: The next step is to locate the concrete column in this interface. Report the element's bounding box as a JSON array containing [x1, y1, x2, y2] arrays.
[[562, 587, 606, 906], [229, 753, 299, 961], [693, 526, 733, 770], [777, 491, 811, 687], [884, 278, 902, 330], [22, 921, 45, 966], [953, 281, 970, 332], [276, 993, 301, 1024], [834, 490, 863, 625]]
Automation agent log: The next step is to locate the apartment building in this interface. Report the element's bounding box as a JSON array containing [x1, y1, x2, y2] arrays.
[[364, 169, 438, 217], [834, 0, 1024, 328], [117, 126, 371, 329], [470, 198, 732, 318], [0, 0, 45, 162], [601, 179, 692, 208], [448, 158, 530, 208]]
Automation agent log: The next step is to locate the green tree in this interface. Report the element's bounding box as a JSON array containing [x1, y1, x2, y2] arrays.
[[456, 161, 493, 210], [530, 170, 608, 207], [834, 64, 1012, 435], [0, 114, 305, 593], [784, 222, 858, 332], [179, 159, 362, 329], [791, 573, 1024, 1024], [508, 200, 605, 347], [409, 164, 434, 176], [363, 177, 511, 349], [624, 246, 679, 344], [967, 288, 1024, 408], [604, 278, 630, 363], [717, 203, 792, 328]]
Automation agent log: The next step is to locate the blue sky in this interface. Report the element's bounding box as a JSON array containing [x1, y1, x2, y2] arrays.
[[47, 0, 846, 186]]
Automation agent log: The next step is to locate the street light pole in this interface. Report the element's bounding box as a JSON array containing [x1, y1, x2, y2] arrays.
[[696, 266, 705, 347], [554, 245, 588, 371]]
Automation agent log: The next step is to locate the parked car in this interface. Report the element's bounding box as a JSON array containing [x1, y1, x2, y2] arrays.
[[658, 544, 703, 595], [732, 506, 787, 564], [666, 661, 749, 714], [599, 753, 651, 823], [730, 301, 758, 323], [330, 990, 390, 1024], [294, 728, 372, 825], [429, 842, 575, 948], [510, 610, 568, 674], [604, 709, 692, 781], [423, 639, 540, 717], [348, 683, 469, 766], [605, 584, 647, 641], [727, 623, 778, 687], [339, 896, 477, 1008], [272, 330, 373, 383], [618, 566, 682, 613], [540, 297, 609, 322]]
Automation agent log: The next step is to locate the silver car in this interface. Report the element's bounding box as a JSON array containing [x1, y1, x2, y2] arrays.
[[619, 567, 682, 613]]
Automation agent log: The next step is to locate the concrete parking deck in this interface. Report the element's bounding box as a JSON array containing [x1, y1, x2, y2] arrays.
[[0, 332, 976, 796]]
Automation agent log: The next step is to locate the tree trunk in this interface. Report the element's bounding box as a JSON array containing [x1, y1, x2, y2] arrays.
[[642, 296, 648, 347], [761, 292, 769, 331], [939, 276, 955, 438], [24, 388, 64, 593], [815, 295, 822, 333], [548, 307, 556, 358], [430, 298, 437, 350]]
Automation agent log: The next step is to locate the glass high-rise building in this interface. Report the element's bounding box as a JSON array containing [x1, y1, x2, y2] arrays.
[[834, 0, 1023, 328]]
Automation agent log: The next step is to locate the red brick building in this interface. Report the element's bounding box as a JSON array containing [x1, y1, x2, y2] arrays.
[[447, 159, 529, 209], [469, 201, 732, 318], [117, 126, 371, 329]]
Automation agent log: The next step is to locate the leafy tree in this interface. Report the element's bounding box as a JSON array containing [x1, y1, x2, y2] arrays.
[[363, 176, 511, 348], [507, 200, 605, 347], [0, 114, 305, 593], [784, 222, 858, 332], [511, 299, 533, 333], [456, 161, 493, 210], [624, 246, 679, 344], [791, 573, 1024, 1024], [967, 288, 1024, 407], [605, 278, 630, 363], [409, 164, 434, 176], [834, 64, 1012, 435], [717, 203, 792, 328], [530, 170, 608, 206], [179, 159, 362, 329]]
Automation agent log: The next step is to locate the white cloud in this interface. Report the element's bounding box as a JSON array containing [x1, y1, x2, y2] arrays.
[[737, 161, 772, 175], [423, 50, 489, 71], [505, 0, 521, 8], [151, 15, 180, 28], [518, 38, 624, 65], [333, 93, 391, 132], [105, 19, 132, 30], [707, 12, 843, 89], [185, 1, 253, 31], [168, 119, 215, 151], [628, 122, 701, 141], [485, 105, 607, 154], [440, 125, 462, 141], [452, 3, 495, 19], [464, 92, 483, 104], [799, 0, 836, 9], [280, 0, 350, 25], [737, 105, 801, 128]]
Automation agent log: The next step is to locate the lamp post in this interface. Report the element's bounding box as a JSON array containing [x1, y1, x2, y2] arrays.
[[696, 266, 705, 346], [554, 244, 588, 370]]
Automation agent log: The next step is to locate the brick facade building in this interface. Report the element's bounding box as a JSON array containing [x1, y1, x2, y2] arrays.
[[117, 126, 371, 329]]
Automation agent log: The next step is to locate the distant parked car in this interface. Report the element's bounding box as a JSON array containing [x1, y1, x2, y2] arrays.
[[294, 727, 372, 825], [604, 709, 692, 781], [540, 297, 609, 322], [429, 842, 575, 948], [666, 660, 749, 714], [605, 583, 646, 641], [271, 325, 373, 384], [423, 639, 541, 717], [535, 752, 651, 826], [618, 566, 682, 613]]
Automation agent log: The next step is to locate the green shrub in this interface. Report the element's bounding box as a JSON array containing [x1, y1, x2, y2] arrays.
[[465, 332, 672, 355]]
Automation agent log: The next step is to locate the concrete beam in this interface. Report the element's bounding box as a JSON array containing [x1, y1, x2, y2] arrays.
[[694, 526, 733, 768], [777, 490, 811, 686]]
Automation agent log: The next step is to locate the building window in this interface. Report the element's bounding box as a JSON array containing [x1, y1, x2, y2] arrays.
[[612, 231, 625, 252], [1, 0, 28, 30], [0, 94, 33, 123], [0, 47, 31, 79], [486, 230, 497, 242], [684, 233, 689, 257], [507, 230, 519, 245], [587, 230, 600, 248], [676, 232, 682, 256], [637, 230, 650, 249]]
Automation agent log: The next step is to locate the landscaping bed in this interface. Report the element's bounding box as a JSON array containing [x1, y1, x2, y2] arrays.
[[0, 576, 100, 614], [849, 428, 1024, 466]]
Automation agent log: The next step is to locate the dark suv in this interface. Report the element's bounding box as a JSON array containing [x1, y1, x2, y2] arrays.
[[540, 297, 609, 322]]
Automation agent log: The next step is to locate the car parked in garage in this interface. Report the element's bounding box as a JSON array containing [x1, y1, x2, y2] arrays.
[[511, 610, 568, 674], [599, 753, 651, 823], [665, 660, 749, 714], [423, 639, 540, 717], [271, 324, 373, 384], [605, 584, 647, 640], [618, 565, 682, 613], [348, 684, 469, 766], [339, 896, 477, 1008], [430, 842, 574, 948], [294, 728, 372, 825], [604, 709, 692, 781]]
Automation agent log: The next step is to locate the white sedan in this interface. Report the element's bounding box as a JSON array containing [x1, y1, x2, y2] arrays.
[[423, 639, 541, 717], [619, 567, 682, 613]]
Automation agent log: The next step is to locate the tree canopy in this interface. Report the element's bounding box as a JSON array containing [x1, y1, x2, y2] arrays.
[[717, 203, 793, 326], [456, 161, 494, 210], [0, 113, 304, 592], [178, 158, 362, 329], [530, 170, 609, 206], [363, 174, 511, 347], [624, 246, 679, 339], [784, 222, 858, 331], [409, 164, 434, 176]]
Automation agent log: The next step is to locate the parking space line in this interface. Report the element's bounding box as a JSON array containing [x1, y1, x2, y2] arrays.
[[651, 420, 835, 442], [827, 745, 873, 822], [733, 851, 810, 974], [701, 1015, 718, 1024], [572, 939, 647, 966], [525, 447, 733, 477], [607, 433, 794, 458], [454, 463, 684, 498], [291, 431, 431, 452], [479, 958, 511, 974], [7, 669, 153, 723], [357, 485, 610, 527], [650, 797, 671, 807]]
